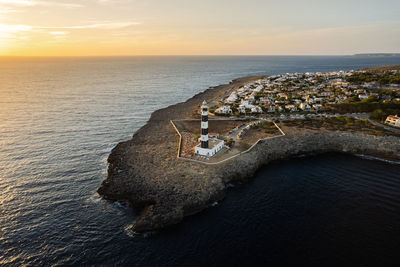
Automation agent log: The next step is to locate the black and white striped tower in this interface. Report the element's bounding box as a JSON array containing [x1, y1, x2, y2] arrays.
[[201, 100, 209, 149]]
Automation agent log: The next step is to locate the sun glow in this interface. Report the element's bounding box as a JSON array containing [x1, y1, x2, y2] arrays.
[[0, 24, 32, 33], [0, 0, 34, 6], [0, 0, 399, 56]]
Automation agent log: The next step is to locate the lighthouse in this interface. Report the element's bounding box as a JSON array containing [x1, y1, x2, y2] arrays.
[[201, 100, 209, 149], [195, 100, 224, 157]]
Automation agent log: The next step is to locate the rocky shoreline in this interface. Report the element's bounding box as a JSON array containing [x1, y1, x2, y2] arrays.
[[97, 76, 400, 233]]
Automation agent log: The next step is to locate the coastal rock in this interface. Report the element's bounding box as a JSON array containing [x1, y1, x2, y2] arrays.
[[98, 77, 400, 233]]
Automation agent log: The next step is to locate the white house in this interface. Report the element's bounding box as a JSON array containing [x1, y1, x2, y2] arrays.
[[240, 100, 255, 109], [253, 85, 264, 93], [305, 96, 314, 104], [312, 104, 323, 110], [215, 106, 232, 114], [251, 106, 263, 113], [259, 97, 272, 105], [278, 93, 288, 99], [385, 115, 400, 127], [285, 104, 297, 112], [314, 97, 323, 103], [247, 95, 255, 103], [363, 82, 379, 88], [299, 102, 311, 110], [195, 139, 224, 157], [266, 105, 276, 113], [225, 92, 238, 104], [238, 105, 246, 114]]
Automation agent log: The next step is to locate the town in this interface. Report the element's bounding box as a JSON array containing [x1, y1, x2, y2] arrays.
[[180, 67, 400, 161], [212, 69, 400, 119]]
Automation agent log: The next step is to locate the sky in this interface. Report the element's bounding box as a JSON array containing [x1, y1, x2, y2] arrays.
[[0, 0, 399, 56]]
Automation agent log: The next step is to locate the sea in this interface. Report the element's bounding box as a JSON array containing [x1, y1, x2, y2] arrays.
[[0, 56, 400, 266]]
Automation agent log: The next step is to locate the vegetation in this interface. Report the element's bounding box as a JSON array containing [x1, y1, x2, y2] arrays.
[[378, 89, 398, 98], [330, 100, 400, 115], [225, 138, 234, 147], [346, 71, 400, 85], [369, 109, 386, 121], [369, 108, 400, 122], [254, 121, 279, 134], [255, 92, 264, 100], [282, 117, 399, 137]]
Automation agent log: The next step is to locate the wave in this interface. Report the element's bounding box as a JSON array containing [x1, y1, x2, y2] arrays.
[[355, 154, 400, 165]]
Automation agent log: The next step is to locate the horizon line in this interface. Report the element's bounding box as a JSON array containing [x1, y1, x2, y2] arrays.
[[1, 53, 400, 58]]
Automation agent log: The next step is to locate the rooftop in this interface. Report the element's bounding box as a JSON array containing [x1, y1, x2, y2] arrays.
[[196, 137, 223, 150], [387, 115, 399, 120]]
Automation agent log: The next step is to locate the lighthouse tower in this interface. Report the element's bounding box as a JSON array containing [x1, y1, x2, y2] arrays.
[[195, 100, 224, 157], [200, 100, 209, 148]]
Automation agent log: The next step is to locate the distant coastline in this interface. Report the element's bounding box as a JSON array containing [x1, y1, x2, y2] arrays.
[[354, 53, 400, 57]]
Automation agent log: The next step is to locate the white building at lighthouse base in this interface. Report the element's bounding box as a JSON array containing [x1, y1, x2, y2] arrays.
[[195, 138, 224, 157]]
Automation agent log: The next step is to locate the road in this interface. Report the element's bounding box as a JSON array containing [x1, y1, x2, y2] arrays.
[[217, 112, 400, 137]]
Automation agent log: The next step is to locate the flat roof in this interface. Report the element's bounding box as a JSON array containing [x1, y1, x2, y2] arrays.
[[196, 138, 223, 150]]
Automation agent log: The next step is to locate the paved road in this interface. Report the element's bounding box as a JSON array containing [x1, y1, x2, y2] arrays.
[[264, 112, 370, 120], [367, 119, 400, 133], [228, 120, 265, 140], [217, 112, 400, 136]]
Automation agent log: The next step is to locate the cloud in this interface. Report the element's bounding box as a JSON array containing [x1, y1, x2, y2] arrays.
[[37, 1, 83, 8], [49, 31, 69, 41], [0, 21, 140, 40], [0, 0, 34, 6], [0, 0, 83, 8], [95, 0, 134, 4], [37, 22, 142, 30], [0, 21, 140, 33], [49, 31, 69, 35], [0, 8, 22, 13], [0, 23, 32, 32], [0, 23, 32, 40]]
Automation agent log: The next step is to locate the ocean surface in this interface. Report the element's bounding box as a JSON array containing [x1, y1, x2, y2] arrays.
[[0, 56, 400, 266]]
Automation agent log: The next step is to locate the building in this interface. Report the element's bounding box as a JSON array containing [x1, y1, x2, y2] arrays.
[[251, 106, 262, 113], [215, 105, 232, 114], [285, 104, 297, 112], [209, 133, 219, 138], [312, 104, 323, 111], [225, 92, 238, 104], [238, 105, 246, 114], [299, 102, 311, 110], [266, 105, 276, 113], [385, 115, 400, 127], [195, 101, 225, 157]]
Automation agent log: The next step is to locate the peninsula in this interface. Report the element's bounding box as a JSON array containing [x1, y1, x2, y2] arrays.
[[98, 66, 400, 233]]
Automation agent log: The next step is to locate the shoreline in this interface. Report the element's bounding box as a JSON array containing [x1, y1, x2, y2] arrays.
[[97, 75, 400, 233]]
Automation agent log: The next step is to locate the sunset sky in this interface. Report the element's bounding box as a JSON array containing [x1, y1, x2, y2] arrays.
[[0, 0, 399, 56]]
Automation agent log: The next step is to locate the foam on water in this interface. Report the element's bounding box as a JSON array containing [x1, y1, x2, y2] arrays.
[[355, 154, 400, 165]]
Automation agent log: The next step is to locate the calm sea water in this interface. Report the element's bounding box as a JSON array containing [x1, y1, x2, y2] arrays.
[[0, 56, 400, 266]]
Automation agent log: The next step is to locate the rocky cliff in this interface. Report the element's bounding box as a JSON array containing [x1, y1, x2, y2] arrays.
[[97, 77, 400, 233]]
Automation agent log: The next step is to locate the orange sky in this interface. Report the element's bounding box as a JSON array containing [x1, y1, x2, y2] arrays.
[[1, 0, 399, 56]]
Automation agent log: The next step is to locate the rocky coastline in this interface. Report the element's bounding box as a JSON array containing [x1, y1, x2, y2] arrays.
[[97, 76, 400, 233]]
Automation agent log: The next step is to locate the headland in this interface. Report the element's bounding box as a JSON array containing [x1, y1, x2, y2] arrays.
[[98, 68, 400, 233]]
